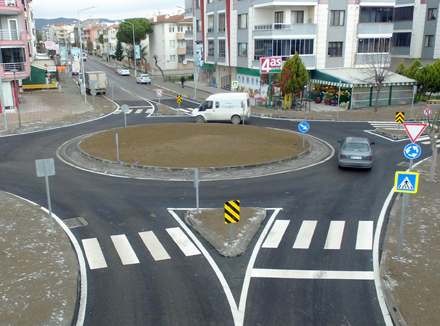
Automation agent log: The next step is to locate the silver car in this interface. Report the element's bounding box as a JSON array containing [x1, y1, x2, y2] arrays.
[[338, 137, 374, 169]]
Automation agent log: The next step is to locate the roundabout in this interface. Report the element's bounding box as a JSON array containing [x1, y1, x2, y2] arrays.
[[57, 123, 334, 181]]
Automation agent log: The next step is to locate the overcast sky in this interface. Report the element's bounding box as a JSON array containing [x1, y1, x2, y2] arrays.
[[31, 0, 185, 20]]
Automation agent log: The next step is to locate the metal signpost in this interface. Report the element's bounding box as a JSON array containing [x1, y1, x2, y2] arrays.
[[121, 104, 129, 127], [298, 121, 310, 148], [394, 171, 419, 260], [224, 200, 240, 246], [116, 133, 120, 162], [90, 81, 97, 113], [157, 89, 162, 103], [177, 95, 182, 114], [35, 158, 56, 231], [194, 168, 200, 213]]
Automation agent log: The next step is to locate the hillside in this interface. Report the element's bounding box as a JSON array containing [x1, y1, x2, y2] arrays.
[[35, 17, 114, 30]]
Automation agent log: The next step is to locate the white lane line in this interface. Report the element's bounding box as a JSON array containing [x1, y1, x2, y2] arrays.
[[139, 231, 171, 261], [82, 238, 108, 270], [262, 220, 290, 248], [251, 269, 374, 280], [356, 221, 374, 250], [293, 220, 317, 249], [166, 227, 201, 256], [111, 234, 140, 265], [324, 221, 345, 250]]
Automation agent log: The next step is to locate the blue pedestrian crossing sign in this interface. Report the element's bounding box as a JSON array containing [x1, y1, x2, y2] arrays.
[[298, 121, 310, 133], [394, 171, 419, 193]]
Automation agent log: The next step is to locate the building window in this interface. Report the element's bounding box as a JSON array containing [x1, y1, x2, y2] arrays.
[[169, 25, 175, 33], [238, 43, 247, 56], [425, 35, 434, 47], [253, 39, 314, 60], [392, 33, 411, 47], [178, 40, 184, 48], [177, 26, 184, 32], [394, 6, 414, 21], [169, 40, 176, 48], [360, 7, 393, 23], [208, 40, 214, 57], [207, 0, 213, 3], [219, 13, 226, 32], [328, 42, 343, 57], [186, 40, 194, 55], [428, 8, 437, 20], [197, 20, 202, 32], [291, 11, 304, 24], [358, 38, 390, 53], [208, 15, 214, 33], [330, 10, 345, 26], [219, 40, 226, 57], [196, 0, 200, 9], [170, 55, 176, 62], [274, 11, 283, 29], [238, 14, 247, 29]]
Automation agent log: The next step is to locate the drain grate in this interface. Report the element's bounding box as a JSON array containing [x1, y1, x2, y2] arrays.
[[63, 217, 88, 229]]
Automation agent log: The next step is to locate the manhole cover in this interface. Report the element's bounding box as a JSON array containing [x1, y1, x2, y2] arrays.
[[63, 217, 88, 228]]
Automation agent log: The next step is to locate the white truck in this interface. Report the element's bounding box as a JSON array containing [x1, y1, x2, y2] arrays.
[[191, 92, 251, 124], [85, 71, 107, 95]]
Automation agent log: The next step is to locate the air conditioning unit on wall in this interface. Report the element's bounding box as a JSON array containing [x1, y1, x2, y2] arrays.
[[7, 0, 16, 6]]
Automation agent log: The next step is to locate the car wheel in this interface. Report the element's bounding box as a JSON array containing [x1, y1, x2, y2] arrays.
[[195, 116, 205, 123], [231, 115, 241, 125]]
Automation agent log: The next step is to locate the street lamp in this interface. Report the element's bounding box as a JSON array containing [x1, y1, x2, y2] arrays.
[[78, 5, 98, 103], [124, 21, 136, 77], [10, 68, 21, 130]]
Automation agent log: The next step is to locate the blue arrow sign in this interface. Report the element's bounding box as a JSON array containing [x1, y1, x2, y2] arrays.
[[394, 171, 419, 193], [298, 121, 310, 133], [403, 143, 421, 160]]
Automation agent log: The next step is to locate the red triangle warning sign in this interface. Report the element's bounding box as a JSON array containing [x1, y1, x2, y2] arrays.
[[403, 123, 427, 143]]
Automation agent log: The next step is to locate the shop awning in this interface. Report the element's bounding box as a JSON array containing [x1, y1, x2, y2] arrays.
[[311, 68, 416, 88]]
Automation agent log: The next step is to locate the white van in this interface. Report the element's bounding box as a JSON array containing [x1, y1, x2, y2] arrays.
[[192, 92, 250, 124]]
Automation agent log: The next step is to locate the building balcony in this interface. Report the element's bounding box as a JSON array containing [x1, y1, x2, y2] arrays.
[[177, 32, 185, 40], [184, 7, 193, 19], [0, 61, 29, 81], [0, 0, 21, 10], [253, 0, 317, 8], [0, 29, 23, 42], [185, 30, 193, 38], [253, 23, 317, 37], [177, 47, 186, 55], [357, 23, 394, 37]]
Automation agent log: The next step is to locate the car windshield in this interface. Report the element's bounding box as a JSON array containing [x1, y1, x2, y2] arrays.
[[343, 142, 370, 152]]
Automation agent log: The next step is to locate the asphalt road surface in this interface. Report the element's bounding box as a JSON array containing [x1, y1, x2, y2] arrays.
[[1, 59, 434, 326]]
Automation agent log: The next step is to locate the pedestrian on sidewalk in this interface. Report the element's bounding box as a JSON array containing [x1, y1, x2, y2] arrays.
[[181, 76, 185, 88]]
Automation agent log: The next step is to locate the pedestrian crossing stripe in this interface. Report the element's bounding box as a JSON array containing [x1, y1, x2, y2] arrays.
[[394, 171, 419, 193]]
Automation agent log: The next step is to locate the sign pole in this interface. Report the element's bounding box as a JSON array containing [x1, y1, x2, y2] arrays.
[[44, 172, 54, 231], [268, 74, 272, 108], [116, 133, 119, 162], [230, 224, 234, 246], [194, 168, 199, 213], [398, 193, 407, 260]]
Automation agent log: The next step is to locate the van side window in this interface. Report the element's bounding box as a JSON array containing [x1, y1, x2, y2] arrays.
[[215, 101, 220, 108], [199, 101, 213, 111], [206, 101, 213, 109]]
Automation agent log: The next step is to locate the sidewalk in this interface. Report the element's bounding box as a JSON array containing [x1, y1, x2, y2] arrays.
[[0, 64, 439, 326]]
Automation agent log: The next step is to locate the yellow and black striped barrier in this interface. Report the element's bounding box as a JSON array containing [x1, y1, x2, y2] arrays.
[[395, 112, 405, 123], [224, 200, 240, 224]]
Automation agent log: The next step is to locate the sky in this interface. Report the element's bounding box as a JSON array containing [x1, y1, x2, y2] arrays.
[[31, 0, 185, 20]]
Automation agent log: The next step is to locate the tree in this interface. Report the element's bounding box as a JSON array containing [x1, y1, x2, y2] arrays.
[[395, 60, 406, 75], [278, 53, 309, 110], [117, 18, 152, 67], [153, 55, 165, 81], [140, 45, 149, 71], [416, 109, 440, 182], [360, 40, 393, 113], [98, 34, 104, 44], [114, 40, 125, 62]]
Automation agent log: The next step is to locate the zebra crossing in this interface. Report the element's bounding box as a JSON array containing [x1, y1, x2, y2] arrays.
[[81, 226, 201, 270], [113, 107, 154, 115], [262, 220, 374, 251], [368, 121, 440, 147], [82, 219, 373, 271]]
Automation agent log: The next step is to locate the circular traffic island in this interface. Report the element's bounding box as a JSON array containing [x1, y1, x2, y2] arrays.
[[78, 123, 309, 168]]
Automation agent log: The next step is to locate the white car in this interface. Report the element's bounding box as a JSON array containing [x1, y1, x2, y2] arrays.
[[136, 74, 151, 84], [119, 67, 130, 76]]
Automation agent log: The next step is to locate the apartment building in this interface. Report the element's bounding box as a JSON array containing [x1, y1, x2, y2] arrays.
[[0, 0, 33, 112], [148, 13, 193, 76], [184, 0, 435, 104]]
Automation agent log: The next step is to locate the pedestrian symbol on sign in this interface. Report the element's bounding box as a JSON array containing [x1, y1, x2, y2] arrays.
[[398, 177, 414, 190], [394, 171, 419, 193]]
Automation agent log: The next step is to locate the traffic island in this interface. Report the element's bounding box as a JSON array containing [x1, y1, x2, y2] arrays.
[[184, 207, 266, 257]]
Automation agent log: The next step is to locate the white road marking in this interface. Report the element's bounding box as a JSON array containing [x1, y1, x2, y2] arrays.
[[324, 221, 345, 249], [111, 234, 140, 265], [82, 238, 108, 270], [293, 220, 317, 249], [166, 227, 201, 256], [356, 221, 374, 250], [139, 231, 171, 261], [262, 220, 290, 248], [135, 109, 143, 114], [251, 269, 374, 280]]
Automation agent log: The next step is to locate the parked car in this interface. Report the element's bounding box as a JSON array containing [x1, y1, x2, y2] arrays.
[[136, 74, 151, 84], [115, 66, 123, 74], [337, 137, 374, 169], [119, 67, 130, 76]]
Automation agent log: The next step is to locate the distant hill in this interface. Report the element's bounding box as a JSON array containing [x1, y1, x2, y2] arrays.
[[35, 18, 115, 30]]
